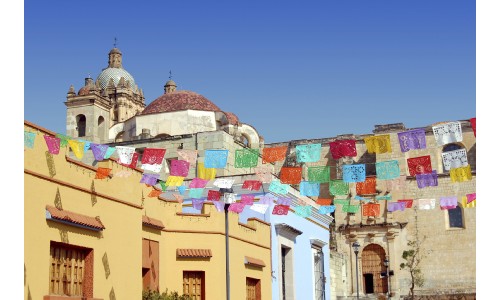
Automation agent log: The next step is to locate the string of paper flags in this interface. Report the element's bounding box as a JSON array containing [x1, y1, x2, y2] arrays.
[[25, 118, 476, 217]]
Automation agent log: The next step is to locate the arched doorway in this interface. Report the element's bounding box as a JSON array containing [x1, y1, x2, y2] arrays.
[[361, 244, 388, 295]]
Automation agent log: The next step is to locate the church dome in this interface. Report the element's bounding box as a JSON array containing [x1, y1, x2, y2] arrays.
[[96, 67, 135, 89], [141, 90, 221, 115]]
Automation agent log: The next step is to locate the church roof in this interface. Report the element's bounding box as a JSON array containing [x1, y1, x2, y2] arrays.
[[97, 67, 135, 90], [141, 90, 221, 115]]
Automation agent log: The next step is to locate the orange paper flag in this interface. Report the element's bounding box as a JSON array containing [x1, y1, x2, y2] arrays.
[[95, 167, 112, 179], [263, 146, 288, 164]]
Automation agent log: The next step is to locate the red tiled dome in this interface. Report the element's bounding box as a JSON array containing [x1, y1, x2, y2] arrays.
[[141, 90, 221, 115], [224, 111, 239, 125], [78, 86, 91, 96]]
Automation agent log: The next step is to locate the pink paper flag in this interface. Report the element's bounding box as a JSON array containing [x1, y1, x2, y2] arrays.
[[242, 180, 263, 191], [466, 193, 476, 204], [207, 190, 221, 201], [170, 159, 190, 177], [44, 135, 61, 154], [240, 194, 255, 205], [177, 149, 198, 165], [228, 202, 246, 213], [189, 178, 209, 188], [272, 205, 290, 215]]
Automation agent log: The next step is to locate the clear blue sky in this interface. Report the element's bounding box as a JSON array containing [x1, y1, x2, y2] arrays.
[[24, 0, 476, 143]]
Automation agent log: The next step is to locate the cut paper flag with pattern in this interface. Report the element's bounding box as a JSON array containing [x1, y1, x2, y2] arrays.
[[343, 164, 366, 183], [334, 199, 350, 205], [295, 143, 322, 163], [24, 131, 36, 149], [356, 177, 377, 195], [432, 121, 463, 146], [250, 203, 269, 214], [308, 166, 330, 183], [228, 202, 246, 213], [407, 156, 432, 176], [116, 146, 136, 165], [104, 147, 116, 159], [272, 205, 290, 215], [242, 180, 262, 191], [387, 202, 406, 212], [362, 203, 380, 217], [158, 181, 168, 192], [79, 140, 91, 153], [235, 148, 259, 168], [342, 204, 360, 213], [294, 205, 312, 218], [300, 181, 320, 197], [240, 194, 255, 205], [417, 199, 436, 210], [56, 134, 70, 147], [204, 149, 229, 168], [461, 195, 476, 208], [197, 162, 216, 180], [259, 193, 277, 205], [177, 185, 186, 195], [165, 175, 184, 187], [354, 195, 369, 201], [95, 167, 112, 179], [364, 135, 392, 154], [213, 200, 225, 212], [466, 193, 476, 204], [140, 173, 160, 186], [375, 160, 400, 180], [398, 199, 414, 208], [254, 166, 274, 183], [375, 195, 392, 201], [90, 143, 108, 161], [223, 193, 236, 204], [177, 149, 198, 165], [280, 167, 302, 184], [44, 135, 61, 154], [213, 178, 235, 189], [450, 165, 472, 182], [189, 178, 209, 188], [319, 205, 336, 214], [329, 180, 349, 196], [416, 171, 438, 188], [192, 199, 205, 210], [470, 117, 476, 137], [277, 197, 292, 206], [440, 196, 458, 210], [170, 159, 190, 177], [141, 148, 166, 173], [207, 190, 221, 201], [262, 146, 288, 164], [329, 140, 357, 159], [397, 128, 427, 152], [441, 149, 468, 171], [119, 152, 139, 169], [316, 198, 332, 206], [68, 140, 85, 160], [148, 189, 162, 198], [189, 188, 204, 198], [385, 175, 406, 192], [269, 180, 290, 195]]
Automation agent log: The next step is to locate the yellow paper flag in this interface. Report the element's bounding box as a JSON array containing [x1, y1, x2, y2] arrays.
[[68, 139, 85, 159]]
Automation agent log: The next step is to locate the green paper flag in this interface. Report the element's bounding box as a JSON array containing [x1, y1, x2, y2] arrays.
[[329, 180, 349, 196], [308, 166, 330, 183], [235, 149, 259, 168]]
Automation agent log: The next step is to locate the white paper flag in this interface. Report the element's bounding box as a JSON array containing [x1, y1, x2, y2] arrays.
[[432, 122, 463, 146], [116, 146, 136, 165], [441, 149, 468, 171], [417, 198, 436, 210], [214, 178, 235, 189], [250, 203, 270, 214]]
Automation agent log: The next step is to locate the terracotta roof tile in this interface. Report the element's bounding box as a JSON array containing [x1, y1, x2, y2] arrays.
[[142, 215, 165, 229], [244, 256, 266, 268], [177, 248, 212, 258], [141, 90, 221, 115], [46, 205, 105, 230]]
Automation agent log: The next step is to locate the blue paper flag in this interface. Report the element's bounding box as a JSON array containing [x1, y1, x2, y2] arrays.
[[343, 164, 366, 183], [189, 188, 204, 198], [300, 181, 320, 196], [375, 160, 400, 180], [177, 185, 187, 195], [204, 149, 229, 168], [24, 131, 36, 149], [269, 180, 290, 195], [319, 205, 336, 214], [296, 143, 322, 163]]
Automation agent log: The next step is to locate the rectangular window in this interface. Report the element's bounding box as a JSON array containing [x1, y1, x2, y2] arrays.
[[49, 242, 91, 297], [312, 247, 326, 300], [183, 271, 205, 300], [246, 277, 261, 300]]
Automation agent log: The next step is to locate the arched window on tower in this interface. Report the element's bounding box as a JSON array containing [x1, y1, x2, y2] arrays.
[[98, 116, 105, 140], [76, 114, 86, 137]]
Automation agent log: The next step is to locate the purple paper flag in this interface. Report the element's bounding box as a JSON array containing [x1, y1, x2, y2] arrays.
[[170, 159, 190, 177], [240, 194, 255, 205], [416, 171, 438, 188], [387, 202, 406, 212], [213, 200, 225, 212], [189, 178, 209, 188], [440, 196, 458, 210], [192, 199, 205, 210], [259, 193, 277, 205], [44, 135, 61, 154], [398, 129, 427, 152], [140, 173, 160, 186], [277, 197, 292, 206], [90, 143, 109, 161], [228, 202, 246, 213]]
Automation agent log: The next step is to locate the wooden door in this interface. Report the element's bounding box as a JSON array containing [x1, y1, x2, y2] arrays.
[[361, 244, 388, 294], [246, 277, 261, 300]]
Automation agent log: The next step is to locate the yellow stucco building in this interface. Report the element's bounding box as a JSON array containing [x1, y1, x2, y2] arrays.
[[24, 120, 271, 300]]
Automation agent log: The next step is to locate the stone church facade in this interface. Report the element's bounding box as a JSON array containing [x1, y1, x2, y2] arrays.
[[63, 47, 476, 299]]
